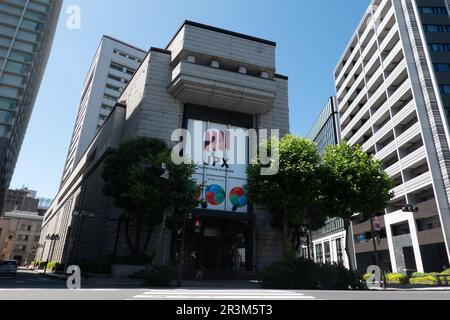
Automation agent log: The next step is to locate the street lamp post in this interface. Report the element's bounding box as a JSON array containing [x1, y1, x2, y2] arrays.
[[177, 210, 188, 287], [43, 234, 60, 275]]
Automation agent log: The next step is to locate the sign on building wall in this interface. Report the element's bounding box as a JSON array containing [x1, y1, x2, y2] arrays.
[[186, 119, 249, 213]]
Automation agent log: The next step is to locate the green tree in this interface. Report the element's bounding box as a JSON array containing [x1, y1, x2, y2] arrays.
[[321, 141, 395, 268], [247, 135, 326, 258], [102, 137, 197, 257]]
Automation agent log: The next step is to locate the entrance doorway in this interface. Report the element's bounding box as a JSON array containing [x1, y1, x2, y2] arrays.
[[181, 216, 252, 271]]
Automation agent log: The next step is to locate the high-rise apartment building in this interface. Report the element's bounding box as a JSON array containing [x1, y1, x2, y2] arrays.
[[60, 36, 146, 186], [0, 0, 62, 210], [334, 0, 450, 273]]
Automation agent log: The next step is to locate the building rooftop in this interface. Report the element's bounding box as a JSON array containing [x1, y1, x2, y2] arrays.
[[4, 210, 43, 221], [166, 20, 277, 49]]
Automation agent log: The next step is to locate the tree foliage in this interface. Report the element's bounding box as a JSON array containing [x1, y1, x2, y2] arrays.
[[247, 136, 395, 265], [321, 141, 395, 267], [247, 135, 326, 257], [102, 137, 198, 256]]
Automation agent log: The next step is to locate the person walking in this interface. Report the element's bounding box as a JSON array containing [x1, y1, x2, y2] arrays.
[[195, 255, 204, 281]]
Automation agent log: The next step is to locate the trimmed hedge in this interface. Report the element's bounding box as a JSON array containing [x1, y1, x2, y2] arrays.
[[143, 266, 173, 287], [441, 268, 450, 275], [261, 258, 364, 290], [363, 273, 371, 282], [410, 275, 437, 285], [386, 273, 408, 284], [412, 272, 438, 278], [86, 257, 112, 275], [46, 262, 61, 271]]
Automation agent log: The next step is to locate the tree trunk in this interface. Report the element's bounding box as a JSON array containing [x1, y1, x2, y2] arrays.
[[155, 211, 168, 259], [343, 219, 354, 270], [135, 220, 142, 255], [306, 231, 311, 260], [143, 228, 152, 253], [281, 211, 292, 259], [177, 213, 187, 287], [124, 218, 137, 256]]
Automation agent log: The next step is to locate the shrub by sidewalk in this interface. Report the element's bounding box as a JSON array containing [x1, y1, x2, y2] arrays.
[[261, 258, 364, 290], [386, 273, 408, 284], [142, 265, 173, 287]]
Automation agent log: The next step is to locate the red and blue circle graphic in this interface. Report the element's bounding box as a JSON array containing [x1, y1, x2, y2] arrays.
[[205, 184, 225, 206], [229, 187, 247, 211]]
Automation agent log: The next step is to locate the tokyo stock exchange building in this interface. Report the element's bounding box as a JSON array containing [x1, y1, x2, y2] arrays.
[[39, 21, 290, 278]]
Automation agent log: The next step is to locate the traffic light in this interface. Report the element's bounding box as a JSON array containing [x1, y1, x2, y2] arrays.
[[194, 218, 201, 233]]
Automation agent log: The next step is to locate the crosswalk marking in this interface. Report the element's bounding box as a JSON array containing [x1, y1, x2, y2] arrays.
[[130, 289, 319, 300]]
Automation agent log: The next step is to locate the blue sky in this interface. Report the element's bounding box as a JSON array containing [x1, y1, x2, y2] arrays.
[[10, 0, 370, 198]]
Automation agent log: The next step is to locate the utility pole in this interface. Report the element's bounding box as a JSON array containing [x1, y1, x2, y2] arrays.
[[369, 217, 380, 267], [177, 211, 187, 287]]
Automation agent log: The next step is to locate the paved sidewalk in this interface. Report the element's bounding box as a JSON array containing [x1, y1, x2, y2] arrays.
[[33, 269, 144, 288], [371, 284, 450, 291]]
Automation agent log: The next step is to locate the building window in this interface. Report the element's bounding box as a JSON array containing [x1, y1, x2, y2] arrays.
[[101, 104, 113, 111], [103, 94, 117, 102], [439, 85, 450, 94], [429, 43, 450, 52], [315, 243, 323, 263], [17, 234, 29, 241], [113, 49, 142, 63], [20, 224, 32, 231], [14, 245, 26, 252], [434, 64, 450, 72], [108, 74, 122, 82], [0, 110, 13, 124], [110, 62, 124, 72], [5, 60, 29, 73], [324, 242, 331, 263], [106, 84, 121, 92], [110, 62, 135, 76], [423, 24, 450, 32], [336, 238, 343, 264], [98, 114, 107, 121], [419, 6, 448, 15]]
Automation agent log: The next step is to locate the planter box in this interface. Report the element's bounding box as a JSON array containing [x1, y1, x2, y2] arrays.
[[111, 264, 148, 278]]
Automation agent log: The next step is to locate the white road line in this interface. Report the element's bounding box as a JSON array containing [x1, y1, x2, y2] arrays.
[[141, 290, 302, 294], [133, 295, 317, 300], [131, 290, 318, 300]]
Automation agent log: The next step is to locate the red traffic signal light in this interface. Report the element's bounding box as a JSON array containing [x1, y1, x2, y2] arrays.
[[194, 219, 201, 233]]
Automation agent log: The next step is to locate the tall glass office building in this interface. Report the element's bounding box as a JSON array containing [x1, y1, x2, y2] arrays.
[[307, 97, 340, 154], [0, 0, 62, 211]]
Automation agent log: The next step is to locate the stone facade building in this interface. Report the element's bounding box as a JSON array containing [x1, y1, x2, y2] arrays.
[[39, 21, 289, 276]]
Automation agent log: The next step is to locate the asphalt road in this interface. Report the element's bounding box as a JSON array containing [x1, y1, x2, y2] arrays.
[[1, 270, 450, 300]]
